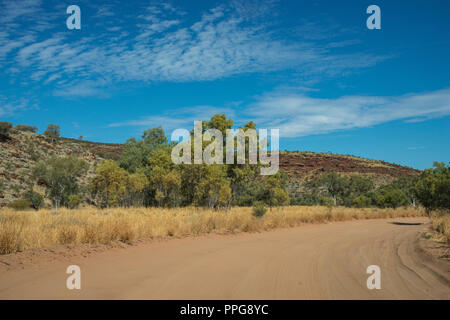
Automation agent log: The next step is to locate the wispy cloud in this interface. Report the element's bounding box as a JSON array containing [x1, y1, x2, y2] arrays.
[[0, 95, 33, 117], [0, 0, 389, 99], [109, 88, 450, 138], [246, 88, 450, 137]]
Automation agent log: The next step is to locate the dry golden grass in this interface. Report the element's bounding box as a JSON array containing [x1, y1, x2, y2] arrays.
[[431, 213, 450, 244], [0, 206, 425, 255]]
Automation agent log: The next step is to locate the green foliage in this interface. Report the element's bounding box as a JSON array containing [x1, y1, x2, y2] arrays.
[[290, 193, 319, 206], [90, 160, 149, 208], [89, 160, 129, 207], [15, 124, 37, 133], [319, 196, 335, 207], [352, 195, 371, 208], [252, 201, 267, 218], [89, 115, 291, 209], [314, 172, 374, 206], [23, 189, 43, 210], [393, 175, 418, 206], [315, 172, 343, 206], [148, 146, 181, 207], [229, 165, 261, 206], [0, 121, 13, 139], [142, 126, 167, 149], [67, 194, 82, 209], [32, 156, 88, 207], [261, 172, 290, 208], [194, 165, 232, 209], [8, 199, 32, 211], [206, 114, 233, 138], [373, 185, 408, 209], [414, 162, 450, 213], [44, 124, 60, 141], [119, 126, 167, 173]]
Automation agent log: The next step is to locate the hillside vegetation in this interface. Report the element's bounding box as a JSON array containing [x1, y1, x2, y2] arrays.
[[0, 123, 419, 208]]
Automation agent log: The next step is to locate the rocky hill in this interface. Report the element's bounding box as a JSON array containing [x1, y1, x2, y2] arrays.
[[280, 151, 420, 197], [0, 130, 102, 207], [0, 130, 419, 207]]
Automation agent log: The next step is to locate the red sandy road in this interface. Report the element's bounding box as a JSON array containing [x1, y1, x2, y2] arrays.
[[0, 217, 449, 299]]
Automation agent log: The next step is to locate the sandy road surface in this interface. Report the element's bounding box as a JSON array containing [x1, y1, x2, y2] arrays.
[[0, 217, 449, 299]]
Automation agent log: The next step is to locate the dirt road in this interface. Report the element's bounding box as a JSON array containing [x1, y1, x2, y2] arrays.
[[0, 217, 449, 299]]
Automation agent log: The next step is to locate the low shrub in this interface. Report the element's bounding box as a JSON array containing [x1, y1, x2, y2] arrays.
[[352, 195, 371, 208], [0, 121, 13, 139], [8, 199, 32, 211], [68, 194, 82, 209], [23, 190, 43, 210], [252, 201, 267, 218], [15, 125, 37, 133]]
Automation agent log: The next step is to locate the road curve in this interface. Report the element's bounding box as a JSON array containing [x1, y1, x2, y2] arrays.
[[0, 217, 449, 299]]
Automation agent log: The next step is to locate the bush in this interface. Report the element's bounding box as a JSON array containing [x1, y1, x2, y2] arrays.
[[8, 199, 32, 211], [44, 124, 60, 142], [374, 186, 408, 209], [15, 125, 37, 133], [352, 195, 371, 208], [252, 201, 267, 218], [68, 194, 82, 209], [32, 156, 88, 207], [414, 162, 450, 214], [23, 190, 43, 210], [0, 121, 13, 138], [319, 196, 335, 207]]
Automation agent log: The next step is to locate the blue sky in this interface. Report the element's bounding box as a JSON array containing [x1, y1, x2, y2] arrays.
[[0, 0, 449, 169]]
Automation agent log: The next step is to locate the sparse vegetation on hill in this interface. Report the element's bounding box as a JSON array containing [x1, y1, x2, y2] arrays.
[[15, 125, 37, 133], [0, 122, 12, 140], [44, 124, 60, 142], [32, 156, 89, 208], [0, 116, 446, 215], [0, 129, 100, 207]]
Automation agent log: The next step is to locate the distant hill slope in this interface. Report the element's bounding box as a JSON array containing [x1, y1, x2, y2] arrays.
[[0, 131, 101, 207], [0, 130, 419, 207], [280, 151, 420, 197]]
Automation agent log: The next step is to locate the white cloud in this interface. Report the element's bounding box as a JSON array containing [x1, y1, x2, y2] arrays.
[[0, 95, 32, 116], [108, 89, 450, 138], [52, 81, 109, 98], [0, 0, 42, 24], [246, 88, 450, 137], [0, 1, 389, 98]]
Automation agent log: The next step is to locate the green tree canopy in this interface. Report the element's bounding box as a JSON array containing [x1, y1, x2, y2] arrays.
[[414, 162, 450, 213], [44, 124, 60, 142], [33, 156, 88, 207], [0, 121, 13, 139], [119, 126, 168, 173]]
